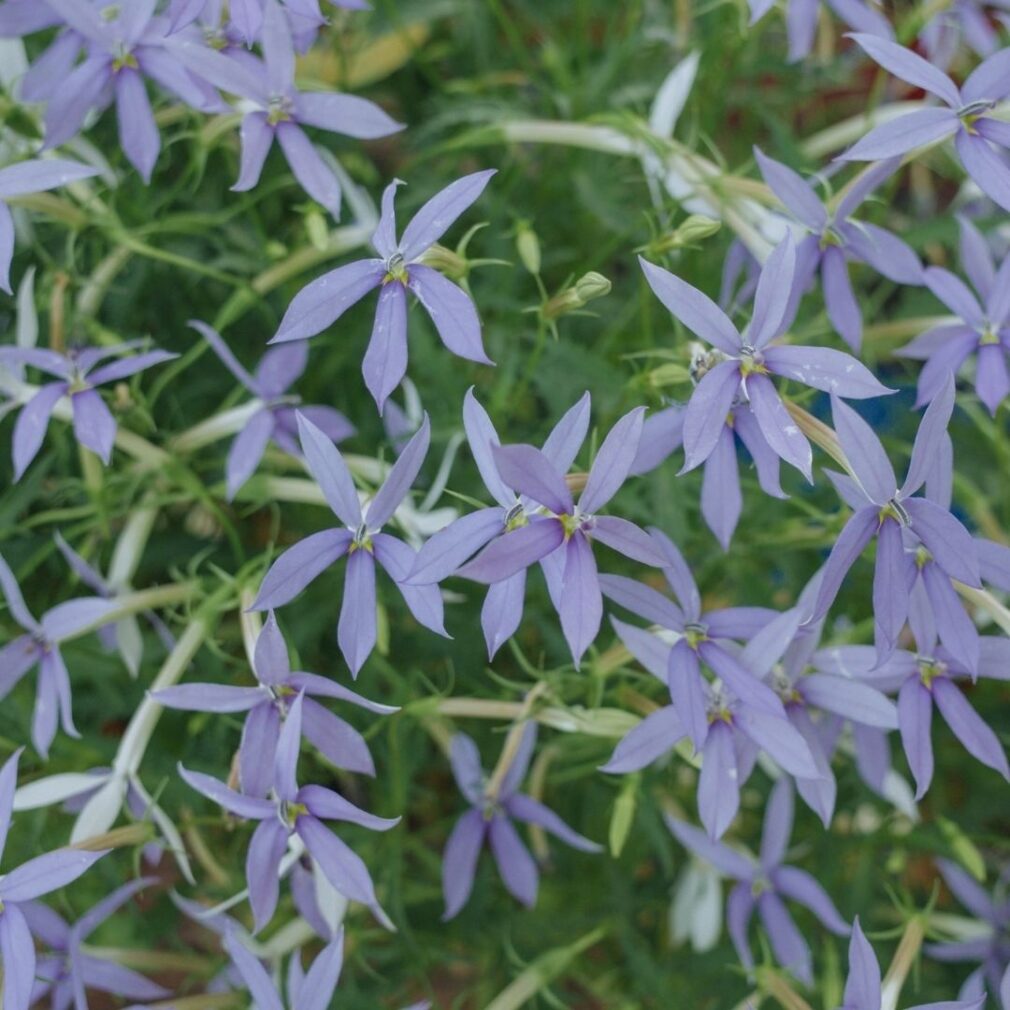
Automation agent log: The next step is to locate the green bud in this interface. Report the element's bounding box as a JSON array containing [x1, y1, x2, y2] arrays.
[[417, 242, 469, 282], [305, 210, 329, 252], [648, 362, 692, 389], [574, 271, 612, 302], [542, 272, 611, 320], [675, 214, 721, 244], [516, 223, 541, 275], [938, 816, 987, 881], [609, 774, 638, 857]]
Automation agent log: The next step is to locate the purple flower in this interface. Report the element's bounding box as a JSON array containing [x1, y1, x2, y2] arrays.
[[224, 928, 345, 1010], [666, 780, 849, 984], [452, 399, 666, 667], [920, 0, 1010, 65], [640, 235, 893, 481], [173, 0, 401, 215], [409, 389, 610, 658], [600, 533, 821, 837], [0, 159, 100, 294], [897, 217, 1010, 414], [0, 750, 108, 1010], [755, 149, 923, 350], [748, 0, 892, 62], [269, 171, 497, 409], [839, 36, 1010, 212], [0, 2, 94, 103], [926, 860, 1010, 1006], [628, 398, 786, 549], [822, 617, 1010, 799], [252, 412, 446, 675], [154, 611, 396, 795], [811, 375, 982, 664], [0, 342, 176, 479], [23, 878, 169, 1008], [41, 0, 222, 182], [442, 724, 601, 919], [180, 692, 399, 932], [844, 916, 985, 1010], [191, 321, 354, 499], [0, 553, 116, 758], [169, 0, 368, 44], [54, 532, 174, 677], [739, 595, 898, 824]]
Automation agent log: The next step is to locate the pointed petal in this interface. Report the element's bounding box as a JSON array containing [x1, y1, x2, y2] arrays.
[[362, 280, 408, 411], [399, 169, 496, 262], [252, 529, 352, 609], [367, 415, 429, 529], [272, 260, 384, 344], [441, 808, 486, 920], [601, 706, 684, 773]]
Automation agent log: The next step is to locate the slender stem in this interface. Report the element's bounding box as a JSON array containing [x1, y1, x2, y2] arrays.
[[881, 916, 927, 1010]]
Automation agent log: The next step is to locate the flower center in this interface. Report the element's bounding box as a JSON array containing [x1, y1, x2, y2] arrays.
[[684, 622, 708, 650], [267, 94, 294, 125], [738, 347, 767, 377], [980, 324, 1000, 346], [349, 523, 373, 553], [280, 800, 307, 828], [383, 253, 409, 285], [916, 655, 947, 688], [879, 498, 910, 527], [558, 511, 584, 540], [504, 501, 528, 532], [958, 100, 996, 131]]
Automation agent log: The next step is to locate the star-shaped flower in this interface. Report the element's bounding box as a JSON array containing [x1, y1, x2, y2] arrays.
[[155, 611, 395, 795], [0, 342, 176, 479], [897, 217, 1010, 415], [0, 553, 116, 757], [174, 0, 401, 214], [23, 878, 168, 1009], [179, 692, 399, 933], [42, 0, 221, 181], [755, 148, 922, 350], [442, 724, 601, 919], [839, 36, 1010, 212], [641, 235, 893, 481], [666, 780, 850, 985], [454, 399, 667, 666], [252, 412, 447, 675], [811, 376, 981, 664], [192, 321, 354, 499], [269, 171, 496, 409]]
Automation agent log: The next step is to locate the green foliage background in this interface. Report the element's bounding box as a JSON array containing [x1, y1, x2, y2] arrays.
[[0, 1, 1008, 1007]]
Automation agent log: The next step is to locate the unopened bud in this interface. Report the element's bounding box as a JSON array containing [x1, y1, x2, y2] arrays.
[[641, 215, 722, 256], [542, 272, 612, 320], [305, 210, 329, 252], [417, 242, 469, 282], [676, 214, 721, 243], [516, 223, 541, 275], [574, 271, 611, 302]]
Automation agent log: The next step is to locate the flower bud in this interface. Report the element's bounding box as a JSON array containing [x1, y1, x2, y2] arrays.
[[542, 272, 612, 320], [516, 223, 541, 275], [417, 242, 469, 282], [676, 214, 721, 244]]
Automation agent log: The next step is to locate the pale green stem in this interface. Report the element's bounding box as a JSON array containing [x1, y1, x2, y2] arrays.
[[62, 583, 194, 643], [881, 916, 927, 1010], [170, 401, 264, 454], [108, 498, 160, 589]]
